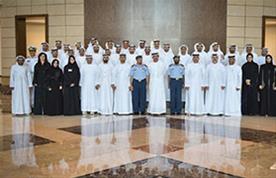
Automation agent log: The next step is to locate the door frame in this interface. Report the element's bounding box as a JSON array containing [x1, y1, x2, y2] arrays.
[[15, 14, 48, 57], [262, 16, 276, 48]]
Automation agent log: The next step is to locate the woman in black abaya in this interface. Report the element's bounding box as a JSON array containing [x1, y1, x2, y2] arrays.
[[258, 54, 276, 116], [45, 59, 63, 115], [63, 55, 81, 115], [33, 52, 50, 115], [241, 53, 259, 115]]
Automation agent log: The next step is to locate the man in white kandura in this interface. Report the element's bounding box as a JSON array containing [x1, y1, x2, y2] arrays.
[[224, 55, 242, 116], [142, 45, 152, 66], [10, 56, 33, 115], [185, 52, 206, 115], [126, 44, 137, 66], [74, 41, 82, 57], [207, 42, 224, 63], [96, 54, 114, 115], [179, 44, 191, 67], [79, 55, 99, 115], [112, 54, 133, 114], [136, 40, 146, 55], [60, 43, 71, 69], [205, 53, 226, 115], [223, 44, 240, 66], [255, 47, 269, 66], [86, 37, 103, 55], [91, 44, 103, 65], [121, 40, 130, 54], [160, 43, 174, 65], [109, 44, 121, 66], [160, 43, 174, 102], [151, 39, 161, 54], [40, 42, 51, 60], [193, 42, 208, 67], [148, 53, 167, 114], [76, 47, 86, 68], [105, 40, 115, 54]]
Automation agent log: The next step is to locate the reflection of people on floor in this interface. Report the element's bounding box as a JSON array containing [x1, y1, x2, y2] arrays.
[[181, 116, 245, 175], [113, 115, 133, 169], [77, 115, 103, 171], [144, 116, 171, 171], [78, 115, 134, 173], [11, 116, 37, 167], [217, 117, 245, 174]]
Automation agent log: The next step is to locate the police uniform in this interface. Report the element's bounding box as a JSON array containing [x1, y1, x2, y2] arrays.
[[129, 64, 149, 114], [168, 63, 185, 114]]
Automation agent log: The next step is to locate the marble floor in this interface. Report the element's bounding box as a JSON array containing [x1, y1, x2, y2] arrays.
[[0, 113, 275, 178]]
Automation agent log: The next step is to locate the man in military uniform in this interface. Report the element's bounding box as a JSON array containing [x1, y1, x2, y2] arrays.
[[129, 55, 149, 115], [168, 55, 185, 115], [25, 46, 38, 108], [25, 46, 38, 75]]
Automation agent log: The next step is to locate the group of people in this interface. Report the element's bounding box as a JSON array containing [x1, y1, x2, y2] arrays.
[[9, 38, 276, 116]]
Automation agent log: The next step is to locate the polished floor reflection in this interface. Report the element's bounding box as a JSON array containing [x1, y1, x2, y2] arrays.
[[0, 114, 275, 178]]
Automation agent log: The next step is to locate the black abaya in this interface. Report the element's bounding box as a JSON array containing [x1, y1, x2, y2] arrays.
[[33, 62, 50, 115], [241, 61, 259, 115], [63, 62, 81, 115], [258, 62, 276, 116], [271, 69, 276, 116], [45, 66, 63, 115]]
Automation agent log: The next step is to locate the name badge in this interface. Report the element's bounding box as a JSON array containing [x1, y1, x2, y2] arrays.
[[68, 69, 73, 72]]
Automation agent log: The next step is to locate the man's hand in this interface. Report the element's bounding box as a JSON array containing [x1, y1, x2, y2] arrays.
[[129, 85, 134, 91], [111, 84, 116, 90], [70, 83, 75, 87], [95, 84, 100, 90], [245, 79, 251, 86], [259, 85, 264, 90]]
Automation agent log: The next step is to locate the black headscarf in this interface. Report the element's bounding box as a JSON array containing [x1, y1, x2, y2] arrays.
[[37, 52, 50, 67], [33, 52, 50, 86], [259, 54, 275, 87], [242, 53, 258, 86], [51, 59, 60, 69], [66, 55, 79, 70], [64, 55, 80, 86], [50, 59, 62, 80], [263, 54, 275, 70]]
